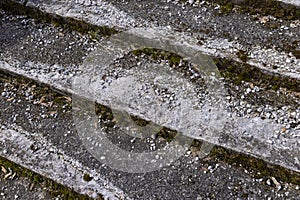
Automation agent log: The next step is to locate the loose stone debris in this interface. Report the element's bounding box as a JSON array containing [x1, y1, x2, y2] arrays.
[[0, 0, 300, 199]]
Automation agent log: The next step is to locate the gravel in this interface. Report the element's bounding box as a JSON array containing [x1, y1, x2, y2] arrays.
[[1, 73, 300, 199], [0, 175, 56, 200], [0, 8, 299, 172], [0, 10, 94, 72], [0, 1, 300, 199], [104, 0, 300, 79]]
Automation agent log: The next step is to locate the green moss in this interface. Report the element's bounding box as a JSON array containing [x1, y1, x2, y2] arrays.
[[268, 22, 280, 29], [236, 50, 249, 62], [132, 48, 184, 67], [208, 0, 300, 20], [169, 55, 181, 66], [157, 128, 177, 142], [1, 62, 300, 189], [95, 104, 114, 121], [292, 50, 300, 59], [214, 57, 300, 92], [190, 143, 300, 185], [295, 10, 300, 19], [222, 147, 299, 184], [130, 115, 150, 127], [53, 96, 72, 109], [83, 174, 93, 182], [220, 2, 234, 15], [271, 85, 279, 91], [0, 156, 98, 199]]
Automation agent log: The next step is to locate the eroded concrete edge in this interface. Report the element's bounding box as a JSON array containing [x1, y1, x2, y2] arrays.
[[0, 50, 299, 174], [26, 0, 137, 29], [3, 0, 300, 81], [275, 0, 300, 7], [0, 124, 130, 200], [0, 0, 299, 178]]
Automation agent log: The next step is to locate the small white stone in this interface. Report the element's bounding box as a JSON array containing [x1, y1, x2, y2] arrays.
[[290, 112, 296, 117], [130, 138, 136, 143]]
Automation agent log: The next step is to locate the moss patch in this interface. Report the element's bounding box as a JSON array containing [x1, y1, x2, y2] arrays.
[[83, 174, 93, 182], [96, 104, 177, 142], [0, 69, 73, 117], [132, 48, 184, 67], [208, 0, 300, 20], [191, 141, 300, 186], [157, 128, 177, 143], [208, 145, 300, 185], [267, 21, 280, 29], [292, 50, 300, 59], [236, 50, 249, 62], [220, 2, 234, 15], [1, 46, 300, 190], [214, 57, 300, 92]]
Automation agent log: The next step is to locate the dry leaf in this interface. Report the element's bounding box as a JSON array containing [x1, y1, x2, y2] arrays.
[[7, 97, 14, 102], [58, 96, 72, 102], [39, 96, 47, 104], [4, 171, 12, 179], [1, 166, 7, 174], [48, 111, 57, 115]]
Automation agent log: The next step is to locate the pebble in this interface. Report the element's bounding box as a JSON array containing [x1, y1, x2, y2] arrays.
[[100, 156, 105, 160], [28, 95, 34, 100], [130, 138, 136, 143], [271, 177, 281, 190], [246, 88, 252, 94], [0, 8, 299, 197], [151, 134, 157, 140]]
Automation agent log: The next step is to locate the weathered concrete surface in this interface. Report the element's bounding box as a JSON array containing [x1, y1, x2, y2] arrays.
[[6, 0, 300, 80], [0, 0, 300, 199], [0, 175, 57, 200], [274, 0, 300, 6], [0, 14, 298, 173], [1, 71, 299, 199], [0, 125, 127, 199]]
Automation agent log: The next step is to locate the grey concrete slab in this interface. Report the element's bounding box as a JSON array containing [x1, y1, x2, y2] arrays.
[[0, 125, 129, 199], [0, 1, 300, 198], [0, 11, 298, 173], [0, 72, 299, 199]]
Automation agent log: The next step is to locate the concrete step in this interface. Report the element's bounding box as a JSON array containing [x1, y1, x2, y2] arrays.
[[0, 0, 300, 199], [0, 4, 299, 172], [1, 70, 299, 199]]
